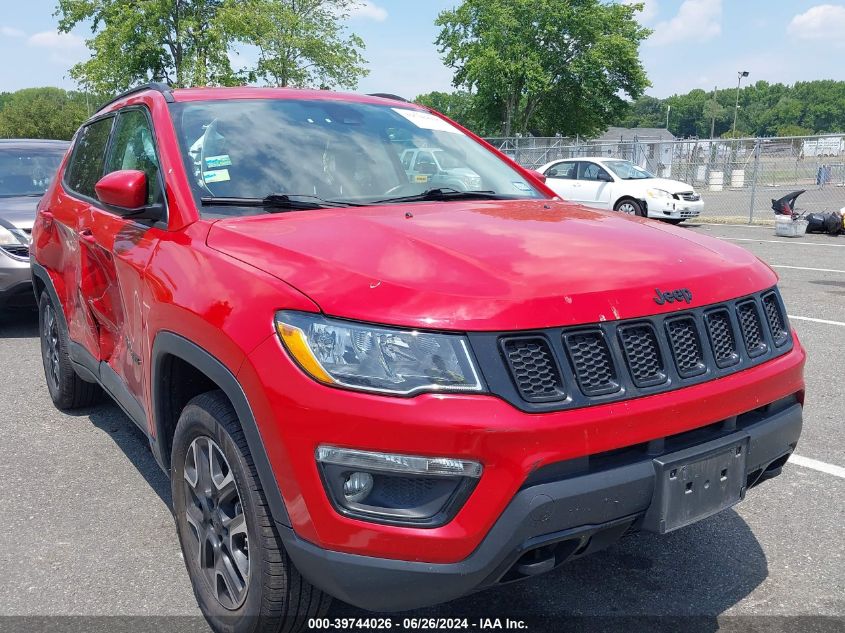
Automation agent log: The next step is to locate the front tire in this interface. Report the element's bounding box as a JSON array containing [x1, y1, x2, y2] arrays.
[[663, 218, 684, 225], [171, 391, 330, 633], [38, 291, 100, 410], [614, 198, 645, 217]]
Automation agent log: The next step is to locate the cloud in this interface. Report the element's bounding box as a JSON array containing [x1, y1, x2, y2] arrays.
[[648, 0, 722, 46], [788, 4, 845, 40], [624, 0, 658, 24], [0, 26, 26, 38], [349, 1, 388, 22], [27, 31, 87, 65]]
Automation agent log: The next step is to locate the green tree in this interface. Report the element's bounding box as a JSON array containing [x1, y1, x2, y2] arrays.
[[0, 88, 92, 140], [614, 80, 845, 138], [56, 0, 236, 93], [435, 0, 651, 137], [219, 0, 367, 88], [55, 0, 368, 94]]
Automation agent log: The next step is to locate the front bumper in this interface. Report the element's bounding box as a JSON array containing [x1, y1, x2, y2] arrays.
[[0, 248, 33, 307], [647, 197, 704, 219], [283, 398, 802, 611]]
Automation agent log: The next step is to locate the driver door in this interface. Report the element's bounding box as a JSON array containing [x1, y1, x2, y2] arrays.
[[82, 107, 164, 409]]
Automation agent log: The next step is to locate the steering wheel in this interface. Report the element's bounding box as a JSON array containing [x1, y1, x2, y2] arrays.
[[382, 182, 420, 196]]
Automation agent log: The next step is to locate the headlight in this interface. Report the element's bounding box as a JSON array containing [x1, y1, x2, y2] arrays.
[[275, 311, 484, 395], [646, 188, 672, 199], [0, 225, 29, 247]]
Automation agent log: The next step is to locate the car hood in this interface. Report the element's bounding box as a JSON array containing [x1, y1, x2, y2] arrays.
[[0, 195, 40, 230], [625, 177, 697, 193], [206, 200, 775, 331]]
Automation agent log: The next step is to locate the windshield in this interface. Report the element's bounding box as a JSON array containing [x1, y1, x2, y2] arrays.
[[169, 99, 542, 216], [0, 147, 65, 197], [603, 160, 655, 180]]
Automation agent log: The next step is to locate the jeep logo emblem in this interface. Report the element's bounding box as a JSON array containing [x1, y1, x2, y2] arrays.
[[653, 287, 693, 305]]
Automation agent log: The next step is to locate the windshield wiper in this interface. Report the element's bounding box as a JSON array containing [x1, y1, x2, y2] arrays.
[[368, 188, 506, 205], [200, 193, 361, 211]]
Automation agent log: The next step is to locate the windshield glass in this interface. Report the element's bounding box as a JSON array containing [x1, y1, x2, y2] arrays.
[[0, 147, 65, 197], [603, 160, 655, 180], [169, 99, 542, 215]]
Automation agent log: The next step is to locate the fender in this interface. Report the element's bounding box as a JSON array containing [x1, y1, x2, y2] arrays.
[[151, 332, 292, 527]]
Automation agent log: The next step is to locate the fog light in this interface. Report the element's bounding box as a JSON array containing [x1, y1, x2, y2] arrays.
[[343, 472, 374, 503], [315, 446, 482, 527]]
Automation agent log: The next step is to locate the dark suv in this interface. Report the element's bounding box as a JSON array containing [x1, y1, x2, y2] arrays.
[[32, 84, 805, 632]]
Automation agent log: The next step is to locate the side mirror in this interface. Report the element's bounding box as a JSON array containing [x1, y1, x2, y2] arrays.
[[95, 170, 163, 220], [597, 171, 613, 182], [529, 169, 547, 183]]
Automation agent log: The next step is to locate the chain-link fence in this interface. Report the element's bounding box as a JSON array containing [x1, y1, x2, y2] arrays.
[[485, 134, 845, 222]]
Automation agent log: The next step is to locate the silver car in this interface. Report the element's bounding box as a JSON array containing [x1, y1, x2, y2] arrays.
[[0, 139, 69, 308]]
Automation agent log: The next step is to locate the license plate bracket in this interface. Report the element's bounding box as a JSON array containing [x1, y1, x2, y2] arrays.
[[643, 435, 749, 534]]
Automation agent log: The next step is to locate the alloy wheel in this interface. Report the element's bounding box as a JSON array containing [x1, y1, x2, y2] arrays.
[[183, 436, 250, 610], [618, 202, 637, 215], [42, 302, 60, 391]]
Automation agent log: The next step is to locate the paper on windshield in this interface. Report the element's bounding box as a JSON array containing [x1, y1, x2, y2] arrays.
[[392, 108, 464, 135]]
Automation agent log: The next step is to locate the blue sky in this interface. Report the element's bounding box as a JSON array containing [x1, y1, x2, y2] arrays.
[[1, 1, 844, 99]]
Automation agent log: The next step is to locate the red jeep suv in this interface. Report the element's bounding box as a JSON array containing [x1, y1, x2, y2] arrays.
[[32, 84, 805, 631]]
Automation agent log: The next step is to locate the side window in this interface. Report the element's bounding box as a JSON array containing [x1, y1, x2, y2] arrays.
[[545, 162, 576, 179], [579, 162, 610, 181], [400, 150, 414, 170], [105, 109, 162, 205], [415, 150, 437, 174], [65, 117, 113, 198]]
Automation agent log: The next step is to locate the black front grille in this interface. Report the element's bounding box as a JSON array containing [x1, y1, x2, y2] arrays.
[[0, 244, 29, 259], [564, 330, 619, 396], [470, 287, 793, 413], [705, 309, 739, 368], [737, 301, 767, 357], [501, 337, 565, 402], [666, 316, 706, 378], [618, 324, 666, 387], [675, 192, 701, 202], [762, 292, 789, 347]]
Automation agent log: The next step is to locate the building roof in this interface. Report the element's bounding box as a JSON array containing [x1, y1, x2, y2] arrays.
[[596, 127, 676, 142]]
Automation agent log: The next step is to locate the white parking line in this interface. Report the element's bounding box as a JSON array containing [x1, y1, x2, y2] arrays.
[[721, 237, 845, 247], [773, 264, 845, 274], [788, 315, 845, 327], [789, 455, 845, 479]]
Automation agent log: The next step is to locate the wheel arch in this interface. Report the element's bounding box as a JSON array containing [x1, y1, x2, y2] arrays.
[[613, 195, 648, 216], [151, 331, 292, 527]]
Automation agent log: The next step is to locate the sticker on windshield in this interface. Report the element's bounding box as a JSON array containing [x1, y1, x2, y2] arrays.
[[203, 169, 231, 183], [392, 108, 464, 135], [205, 154, 232, 168], [512, 180, 531, 191]]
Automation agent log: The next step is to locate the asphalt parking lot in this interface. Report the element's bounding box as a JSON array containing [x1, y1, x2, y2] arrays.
[[0, 223, 842, 632]]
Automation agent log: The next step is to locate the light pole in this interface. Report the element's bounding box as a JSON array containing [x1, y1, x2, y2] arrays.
[[732, 71, 749, 137], [665, 104, 671, 132]]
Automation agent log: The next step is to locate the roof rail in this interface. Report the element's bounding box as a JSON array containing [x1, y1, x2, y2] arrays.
[[96, 82, 175, 113], [366, 93, 409, 103]]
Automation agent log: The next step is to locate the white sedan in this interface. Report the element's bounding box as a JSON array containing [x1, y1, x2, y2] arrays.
[[537, 157, 703, 224]]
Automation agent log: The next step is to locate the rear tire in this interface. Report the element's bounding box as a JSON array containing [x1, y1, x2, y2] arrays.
[[171, 391, 330, 633], [38, 291, 100, 410], [614, 198, 644, 217]]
